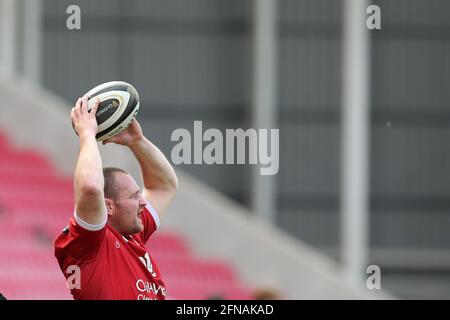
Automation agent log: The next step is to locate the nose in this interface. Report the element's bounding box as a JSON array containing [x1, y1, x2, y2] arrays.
[[139, 195, 148, 207]]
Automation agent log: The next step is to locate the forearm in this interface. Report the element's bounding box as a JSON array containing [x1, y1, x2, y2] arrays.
[[70, 96, 106, 225], [75, 134, 104, 196], [128, 137, 178, 192]]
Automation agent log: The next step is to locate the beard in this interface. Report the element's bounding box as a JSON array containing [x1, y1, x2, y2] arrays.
[[116, 216, 144, 236], [130, 212, 145, 234], [110, 206, 145, 236], [133, 216, 144, 233]]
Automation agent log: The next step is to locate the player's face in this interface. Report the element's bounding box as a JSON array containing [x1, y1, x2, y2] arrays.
[[109, 172, 148, 235]]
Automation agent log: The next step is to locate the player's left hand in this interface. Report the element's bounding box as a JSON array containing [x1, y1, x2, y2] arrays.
[[102, 119, 144, 146]]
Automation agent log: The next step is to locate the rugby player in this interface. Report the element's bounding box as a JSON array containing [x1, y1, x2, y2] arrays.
[[55, 96, 178, 300]]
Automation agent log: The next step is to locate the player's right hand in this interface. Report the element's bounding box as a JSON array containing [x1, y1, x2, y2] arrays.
[[71, 95, 100, 139]]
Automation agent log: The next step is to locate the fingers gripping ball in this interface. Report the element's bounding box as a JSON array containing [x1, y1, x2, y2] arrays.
[[73, 81, 140, 141]]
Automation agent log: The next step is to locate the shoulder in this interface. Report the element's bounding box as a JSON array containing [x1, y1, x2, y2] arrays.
[[54, 215, 113, 262]]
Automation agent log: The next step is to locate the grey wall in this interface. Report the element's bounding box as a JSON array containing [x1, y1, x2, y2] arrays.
[[370, 0, 450, 249], [276, 0, 342, 247]]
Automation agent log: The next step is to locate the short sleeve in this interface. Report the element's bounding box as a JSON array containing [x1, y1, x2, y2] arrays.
[[54, 210, 107, 262], [138, 202, 160, 244]]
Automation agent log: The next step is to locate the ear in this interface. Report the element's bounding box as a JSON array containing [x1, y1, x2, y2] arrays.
[[105, 198, 114, 217]]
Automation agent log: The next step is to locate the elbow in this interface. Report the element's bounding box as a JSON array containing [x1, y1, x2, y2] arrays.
[[75, 184, 104, 210], [171, 174, 179, 191], [168, 171, 179, 193], [161, 174, 178, 197], [163, 168, 179, 192], [78, 184, 103, 197]]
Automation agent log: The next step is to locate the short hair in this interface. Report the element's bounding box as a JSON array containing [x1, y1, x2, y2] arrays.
[[103, 167, 128, 199]]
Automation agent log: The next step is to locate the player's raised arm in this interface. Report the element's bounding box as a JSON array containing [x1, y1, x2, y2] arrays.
[[102, 120, 178, 219], [71, 96, 107, 226]]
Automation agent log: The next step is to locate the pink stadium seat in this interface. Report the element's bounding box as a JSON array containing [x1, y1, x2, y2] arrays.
[[0, 174, 73, 194], [0, 149, 53, 172], [0, 237, 53, 255], [0, 195, 74, 216], [0, 277, 72, 300], [7, 215, 69, 239], [0, 249, 55, 267], [0, 164, 52, 177], [0, 219, 35, 238], [149, 248, 191, 261], [0, 190, 73, 204], [147, 231, 191, 255]]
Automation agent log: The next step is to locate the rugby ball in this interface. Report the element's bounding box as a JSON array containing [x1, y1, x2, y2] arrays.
[[82, 81, 140, 141]]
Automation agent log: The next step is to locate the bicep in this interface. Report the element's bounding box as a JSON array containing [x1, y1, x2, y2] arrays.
[[75, 187, 107, 226]]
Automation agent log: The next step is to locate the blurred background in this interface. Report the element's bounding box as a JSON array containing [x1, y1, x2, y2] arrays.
[[0, 0, 449, 299]]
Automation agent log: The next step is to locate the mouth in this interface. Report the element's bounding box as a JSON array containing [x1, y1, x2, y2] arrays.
[[137, 208, 144, 218]]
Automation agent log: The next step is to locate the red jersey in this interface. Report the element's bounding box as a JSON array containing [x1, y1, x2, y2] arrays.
[[54, 203, 166, 300]]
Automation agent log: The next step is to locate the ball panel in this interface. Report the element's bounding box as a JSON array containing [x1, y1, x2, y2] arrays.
[[95, 98, 120, 125], [88, 90, 131, 132], [85, 81, 132, 98], [96, 102, 140, 141], [95, 94, 139, 140]]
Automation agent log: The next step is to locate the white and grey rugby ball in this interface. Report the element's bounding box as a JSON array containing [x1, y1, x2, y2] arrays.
[[82, 81, 140, 141]]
